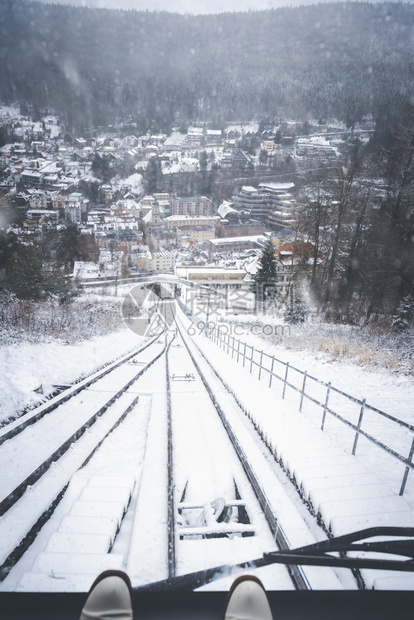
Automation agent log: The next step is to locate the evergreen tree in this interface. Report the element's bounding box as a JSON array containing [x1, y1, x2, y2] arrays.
[[199, 151, 208, 172], [56, 223, 85, 273], [284, 282, 309, 324], [145, 157, 163, 194], [392, 295, 414, 331], [259, 149, 268, 166], [251, 239, 278, 302], [91, 153, 112, 183], [4, 244, 46, 299]]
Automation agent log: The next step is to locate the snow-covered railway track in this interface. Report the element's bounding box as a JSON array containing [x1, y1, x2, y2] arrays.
[[0, 306, 342, 594], [0, 333, 161, 446], [161, 325, 294, 591], [0, 333, 167, 581], [162, 316, 342, 592]]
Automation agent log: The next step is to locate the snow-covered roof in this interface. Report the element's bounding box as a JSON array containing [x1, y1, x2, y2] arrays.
[[210, 234, 267, 244], [218, 200, 238, 219], [259, 182, 295, 191], [241, 186, 258, 193]]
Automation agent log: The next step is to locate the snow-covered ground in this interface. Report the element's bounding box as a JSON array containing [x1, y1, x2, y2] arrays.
[[0, 328, 143, 425], [208, 312, 414, 421], [179, 308, 414, 502], [0, 330, 343, 593], [163, 156, 199, 174], [1, 293, 414, 592], [113, 172, 143, 194]]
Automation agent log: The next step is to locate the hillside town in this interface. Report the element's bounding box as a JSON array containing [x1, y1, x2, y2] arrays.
[[0, 105, 374, 308]]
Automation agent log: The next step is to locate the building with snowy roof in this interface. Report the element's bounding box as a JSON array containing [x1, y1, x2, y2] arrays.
[[207, 234, 267, 254], [171, 195, 212, 217]]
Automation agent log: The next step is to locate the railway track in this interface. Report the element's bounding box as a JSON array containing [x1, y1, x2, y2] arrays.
[[0, 332, 168, 582], [163, 317, 342, 591], [164, 326, 295, 591], [0, 300, 343, 593]]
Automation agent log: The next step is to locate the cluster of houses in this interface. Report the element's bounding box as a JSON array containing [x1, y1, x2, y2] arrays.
[[0, 106, 332, 305], [73, 184, 321, 309]]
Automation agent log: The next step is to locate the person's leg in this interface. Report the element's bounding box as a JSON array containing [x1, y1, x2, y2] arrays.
[[79, 570, 133, 620], [223, 575, 273, 620]]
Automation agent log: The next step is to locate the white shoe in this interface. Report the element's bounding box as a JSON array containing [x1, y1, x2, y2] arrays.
[[80, 570, 133, 620], [224, 575, 273, 620]]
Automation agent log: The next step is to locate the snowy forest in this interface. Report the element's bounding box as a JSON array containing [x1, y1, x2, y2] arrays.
[[0, 0, 413, 335], [0, 1, 413, 132]]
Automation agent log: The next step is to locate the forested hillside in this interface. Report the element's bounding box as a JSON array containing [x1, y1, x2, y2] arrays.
[[0, 0, 413, 131]]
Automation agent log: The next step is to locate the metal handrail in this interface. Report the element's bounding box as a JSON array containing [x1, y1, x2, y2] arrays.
[[207, 324, 414, 496]]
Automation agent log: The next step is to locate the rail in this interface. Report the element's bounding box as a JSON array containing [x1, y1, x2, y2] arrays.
[[176, 318, 310, 590], [204, 323, 414, 497]]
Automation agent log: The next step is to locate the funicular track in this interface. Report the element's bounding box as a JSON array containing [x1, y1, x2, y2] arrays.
[[0, 331, 168, 581], [1, 302, 337, 593], [0, 333, 162, 446], [162, 317, 320, 591]]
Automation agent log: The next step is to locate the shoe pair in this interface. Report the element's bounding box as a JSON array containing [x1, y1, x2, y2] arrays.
[[80, 571, 273, 620], [80, 571, 133, 620]]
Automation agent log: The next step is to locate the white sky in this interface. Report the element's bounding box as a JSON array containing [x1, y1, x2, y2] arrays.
[[37, 0, 342, 15]]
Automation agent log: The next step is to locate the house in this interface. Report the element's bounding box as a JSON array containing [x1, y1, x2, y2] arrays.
[[165, 214, 219, 231], [207, 235, 266, 254], [176, 265, 254, 313], [148, 250, 176, 273], [65, 203, 82, 224], [262, 141, 275, 154], [171, 195, 212, 217], [74, 138, 87, 149], [220, 149, 253, 169], [73, 261, 101, 280], [133, 245, 152, 272], [139, 195, 156, 215], [28, 191, 48, 210], [122, 135, 138, 148], [99, 184, 114, 202], [148, 228, 177, 252], [51, 193, 66, 210], [186, 127, 204, 143], [149, 134, 166, 146], [176, 225, 215, 244], [14, 191, 30, 211], [24, 209, 58, 228], [225, 129, 241, 140], [21, 170, 44, 186], [206, 130, 222, 145], [217, 220, 266, 238]]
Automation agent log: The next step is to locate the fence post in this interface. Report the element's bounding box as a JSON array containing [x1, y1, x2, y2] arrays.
[[250, 346, 255, 374], [258, 351, 263, 381], [282, 362, 290, 399], [227, 333, 230, 354], [243, 342, 247, 368], [237, 339, 241, 363], [399, 437, 414, 496], [352, 399, 366, 455], [321, 383, 331, 430], [299, 371, 308, 412], [269, 356, 275, 388]]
